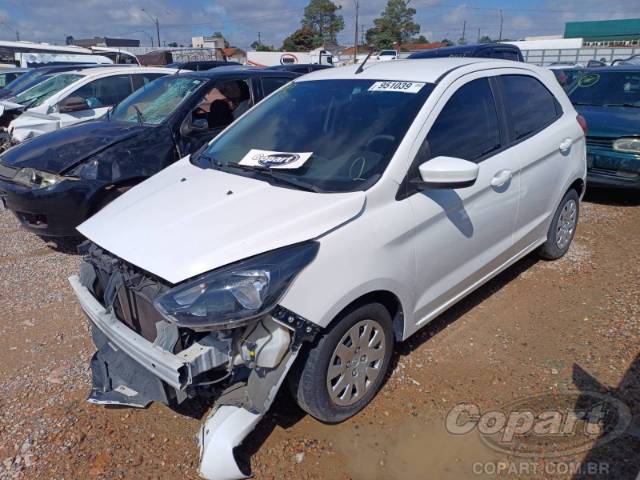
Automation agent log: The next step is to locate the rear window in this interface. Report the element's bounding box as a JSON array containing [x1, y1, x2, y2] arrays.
[[499, 75, 561, 140]]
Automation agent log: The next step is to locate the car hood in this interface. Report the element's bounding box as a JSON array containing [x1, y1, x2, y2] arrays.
[[78, 157, 366, 284], [575, 105, 640, 138], [0, 120, 148, 174], [0, 99, 24, 117]]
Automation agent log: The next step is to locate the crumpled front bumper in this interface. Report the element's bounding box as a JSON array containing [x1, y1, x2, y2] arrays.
[[69, 274, 320, 480]]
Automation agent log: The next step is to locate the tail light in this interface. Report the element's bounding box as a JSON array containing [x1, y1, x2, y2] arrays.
[[576, 114, 588, 135]]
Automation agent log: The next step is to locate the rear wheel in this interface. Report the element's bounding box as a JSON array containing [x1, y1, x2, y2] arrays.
[[537, 189, 580, 260], [288, 303, 394, 423]]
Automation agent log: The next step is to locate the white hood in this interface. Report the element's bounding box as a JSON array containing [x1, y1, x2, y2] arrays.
[[78, 158, 366, 284], [9, 108, 59, 142]]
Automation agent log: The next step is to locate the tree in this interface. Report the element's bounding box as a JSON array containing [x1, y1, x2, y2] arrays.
[[167, 42, 178, 47], [282, 26, 317, 51], [440, 38, 453, 46], [366, 0, 420, 50], [301, 0, 344, 45], [251, 42, 276, 52], [457, 37, 467, 45], [479, 35, 493, 43], [412, 35, 429, 44]]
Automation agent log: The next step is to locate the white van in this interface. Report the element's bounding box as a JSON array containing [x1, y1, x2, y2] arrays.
[[69, 58, 586, 480]]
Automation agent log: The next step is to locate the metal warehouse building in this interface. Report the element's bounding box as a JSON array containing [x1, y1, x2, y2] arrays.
[[564, 18, 640, 47]]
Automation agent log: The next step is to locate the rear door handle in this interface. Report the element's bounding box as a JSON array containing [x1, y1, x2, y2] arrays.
[[559, 138, 574, 153], [491, 169, 512, 188]]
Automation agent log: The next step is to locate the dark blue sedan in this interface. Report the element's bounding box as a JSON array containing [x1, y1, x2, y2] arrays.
[[568, 66, 640, 189]]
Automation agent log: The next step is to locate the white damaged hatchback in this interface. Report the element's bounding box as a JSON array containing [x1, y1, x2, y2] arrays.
[[69, 58, 586, 480]]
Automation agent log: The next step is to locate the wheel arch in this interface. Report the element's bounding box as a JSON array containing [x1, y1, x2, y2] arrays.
[[88, 176, 147, 216]]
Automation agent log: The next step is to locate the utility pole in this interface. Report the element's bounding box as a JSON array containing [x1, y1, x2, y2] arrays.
[[361, 24, 366, 45], [141, 8, 160, 48], [477, 28, 481, 43], [353, 0, 359, 62], [462, 20, 466, 43], [498, 9, 503, 42], [257, 31, 262, 46]]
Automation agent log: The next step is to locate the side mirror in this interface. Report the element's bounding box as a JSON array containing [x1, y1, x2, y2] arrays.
[[192, 118, 209, 131], [58, 96, 89, 113], [413, 156, 479, 189]]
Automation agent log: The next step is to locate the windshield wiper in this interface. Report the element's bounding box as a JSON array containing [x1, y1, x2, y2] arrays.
[[132, 105, 145, 124], [571, 101, 599, 106], [602, 103, 640, 108], [215, 162, 325, 193]]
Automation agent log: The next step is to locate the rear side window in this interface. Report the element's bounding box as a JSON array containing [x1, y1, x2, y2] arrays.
[[72, 74, 133, 108], [427, 78, 501, 162], [499, 75, 560, 140], [262, 77, 291, 96]]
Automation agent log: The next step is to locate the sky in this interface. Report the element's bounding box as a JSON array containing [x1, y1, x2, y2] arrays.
[[1, 0, 640, 50]]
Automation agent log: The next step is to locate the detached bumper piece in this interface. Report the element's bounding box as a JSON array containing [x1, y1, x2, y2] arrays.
[[69, 244, 322, 480]]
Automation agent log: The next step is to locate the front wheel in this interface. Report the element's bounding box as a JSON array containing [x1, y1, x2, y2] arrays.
[[537, 189, 580, 260], [288, 303, 394, 423]]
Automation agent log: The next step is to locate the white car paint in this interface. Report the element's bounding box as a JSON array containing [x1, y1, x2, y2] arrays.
[[75, 58, 586, 480], [7, 66, 175, 142]]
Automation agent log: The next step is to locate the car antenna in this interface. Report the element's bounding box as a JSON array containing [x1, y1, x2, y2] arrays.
[[355, 49, 374, 75]]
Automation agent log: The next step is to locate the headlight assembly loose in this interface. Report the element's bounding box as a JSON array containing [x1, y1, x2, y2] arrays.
[[154, 241, 319, 330], [612, 137, 640, 154], [12, 167, 76, 189]]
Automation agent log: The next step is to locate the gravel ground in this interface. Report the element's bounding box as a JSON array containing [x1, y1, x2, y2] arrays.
[[0, 189, 638, 480]]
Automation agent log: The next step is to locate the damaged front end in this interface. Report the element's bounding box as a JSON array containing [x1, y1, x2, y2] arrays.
[[69, 242, 321, 480]]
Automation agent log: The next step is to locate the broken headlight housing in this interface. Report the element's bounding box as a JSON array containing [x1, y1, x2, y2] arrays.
[[154, 241, 319, 330], [12, 167, 77, 189]]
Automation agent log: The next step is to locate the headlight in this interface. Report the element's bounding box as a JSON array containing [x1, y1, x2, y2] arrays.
[[612, 138, 640, 154], [154, 241, 319, 330], [12, 167, 76, 189]]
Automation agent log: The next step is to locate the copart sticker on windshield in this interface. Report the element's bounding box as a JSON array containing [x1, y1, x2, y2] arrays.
[[368, 81, 426, 93], [239, 149, 313, 169]]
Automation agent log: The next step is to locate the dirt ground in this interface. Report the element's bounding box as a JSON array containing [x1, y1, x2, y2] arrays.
[[0, 188, 638, 480]]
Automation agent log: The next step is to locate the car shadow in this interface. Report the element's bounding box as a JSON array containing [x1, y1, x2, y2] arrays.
[[583, 187, 640, 207], [572, 353, 640, 480], [38, 235, 85, 254], [395, 253, 539, 358]]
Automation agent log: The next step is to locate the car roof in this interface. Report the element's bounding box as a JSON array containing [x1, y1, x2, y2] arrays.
[[180, 67, 298, 80], [64, 66, 176, 76], [294, 57, 531, 84], [412, 43, 519, 55]]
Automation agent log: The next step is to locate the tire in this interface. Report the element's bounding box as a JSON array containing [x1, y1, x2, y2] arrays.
[[537, 189, 580, 260], [288, 302, 394, 423]]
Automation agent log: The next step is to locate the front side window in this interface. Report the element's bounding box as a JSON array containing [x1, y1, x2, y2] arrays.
[[71, 74, 133, 108], [427, 78, 501, 162], [198, 79, 435, 192], [110, 76, 205, 125], [568, 71, 640, 106], [500, 75, 560, 140], [14, 73, 83, 108]]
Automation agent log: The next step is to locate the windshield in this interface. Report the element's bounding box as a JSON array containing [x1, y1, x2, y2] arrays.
[[110, 75, 205, 125], [552, 68, 584, 92], [197, 79, 435, 192], [14, 73, 83, 107], [568, 71, 640, 106], [3, 70, 39, 94]]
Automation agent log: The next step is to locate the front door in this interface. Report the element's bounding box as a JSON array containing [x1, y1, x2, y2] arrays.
[[407, 75, 520, 329]]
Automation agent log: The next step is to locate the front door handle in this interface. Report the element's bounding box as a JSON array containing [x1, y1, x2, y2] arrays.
[[491, 169, 512, 188], [559, 138, 573, 153]]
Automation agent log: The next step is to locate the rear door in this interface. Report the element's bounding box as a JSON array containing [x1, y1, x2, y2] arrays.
[[407, 73, 521, 327], [495, 74, 579, 251]]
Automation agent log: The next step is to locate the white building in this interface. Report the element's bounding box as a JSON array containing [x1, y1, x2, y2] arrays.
[[192, 35, 225, 49]]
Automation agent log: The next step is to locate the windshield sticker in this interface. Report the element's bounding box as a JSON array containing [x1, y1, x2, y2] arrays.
[[239, 149, 313, 169], [578, 74, 599, 88], [368, 81, 426, 93]]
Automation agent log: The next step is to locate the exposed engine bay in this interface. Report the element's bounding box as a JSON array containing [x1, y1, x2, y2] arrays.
[[70, 242, 321, 479]]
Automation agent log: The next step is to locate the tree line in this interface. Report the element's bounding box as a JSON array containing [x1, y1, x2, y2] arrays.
[[249, 0, 496, 53]]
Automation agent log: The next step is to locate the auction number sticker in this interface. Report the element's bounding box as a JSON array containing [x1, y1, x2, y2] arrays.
[[368, 81, 425, 93]]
